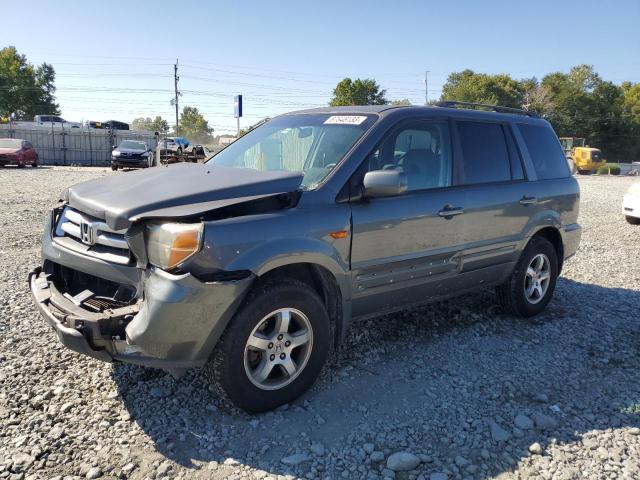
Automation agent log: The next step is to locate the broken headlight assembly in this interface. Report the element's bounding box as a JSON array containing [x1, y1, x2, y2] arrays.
[[145, 222, 203, 270]]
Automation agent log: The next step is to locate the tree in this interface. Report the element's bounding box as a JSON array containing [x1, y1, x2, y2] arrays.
[[131, 116, 169, 133], [0, 46, 59, 119], [330, 78, 387, 106], [391, 99, 412, 106], [440, 69, 524, 108], [178, 106, 213, 143]]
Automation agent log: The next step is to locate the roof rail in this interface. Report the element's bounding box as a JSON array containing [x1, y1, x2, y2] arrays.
[[434, 101, 540, 118]]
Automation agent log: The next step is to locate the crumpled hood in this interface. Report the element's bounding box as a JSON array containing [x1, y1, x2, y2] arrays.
[[62, 163, 303, 230]]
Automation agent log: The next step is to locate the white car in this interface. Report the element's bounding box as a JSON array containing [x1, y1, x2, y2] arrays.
[[622, 182, 640, 224], [34, 115, 81, 128]]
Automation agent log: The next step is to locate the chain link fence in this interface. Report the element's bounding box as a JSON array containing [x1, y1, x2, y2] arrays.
[[0, 124, 157, 166]]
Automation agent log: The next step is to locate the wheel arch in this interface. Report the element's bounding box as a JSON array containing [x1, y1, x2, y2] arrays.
[[529, 226, 564, 273], [257, 262, 347, 353]]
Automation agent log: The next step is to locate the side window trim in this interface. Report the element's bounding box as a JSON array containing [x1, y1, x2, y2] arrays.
[[503, 123, 526, 181], [510, 123, 539, 182], [452, 118, 523, 186]]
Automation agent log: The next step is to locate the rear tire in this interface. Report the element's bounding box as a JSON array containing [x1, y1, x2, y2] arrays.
[[205, 279, 330, 413], [496, 236, 559, 317], [626, 215, 640, 225]]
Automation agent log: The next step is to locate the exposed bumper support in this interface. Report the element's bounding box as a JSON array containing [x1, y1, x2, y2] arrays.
[[29, 265, 254, 373]]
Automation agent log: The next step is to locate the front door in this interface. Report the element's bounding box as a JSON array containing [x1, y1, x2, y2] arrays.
[[350, 119, 466, 318]]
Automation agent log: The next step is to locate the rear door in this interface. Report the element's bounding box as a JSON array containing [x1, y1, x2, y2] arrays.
[[452, 119, 532, 284], [350, 118, 467, 317]]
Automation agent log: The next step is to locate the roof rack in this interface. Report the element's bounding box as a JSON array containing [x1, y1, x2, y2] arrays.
[[434, 101, 540, 118]]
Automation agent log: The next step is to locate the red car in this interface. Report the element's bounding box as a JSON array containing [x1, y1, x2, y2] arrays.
[[0, 138, 38, 167]]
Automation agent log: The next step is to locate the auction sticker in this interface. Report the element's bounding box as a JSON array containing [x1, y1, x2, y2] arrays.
[[324, 115, 368, 125]]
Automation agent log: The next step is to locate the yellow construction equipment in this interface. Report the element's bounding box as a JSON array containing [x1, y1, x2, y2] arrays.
[[559, 137, 605, 174]]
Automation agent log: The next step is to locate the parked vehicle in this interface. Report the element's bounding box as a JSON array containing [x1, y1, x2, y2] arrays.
[[34, 115, 81, 128], [0, 138, 38, 167], [84, 120, 104, 129], [103, 120, 130, 131], [622, 182, 640, 224], [111, 140, 152, 170], [159, 136, 190, 155], [559, 137, 605, 174], [29, 103, 581, 412]]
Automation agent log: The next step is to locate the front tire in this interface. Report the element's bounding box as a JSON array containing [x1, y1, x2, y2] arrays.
[[111, 165, 118, 171], [626, 215, 640, 225], [496, 236, 559, 317], [206, 279, 330, 412]]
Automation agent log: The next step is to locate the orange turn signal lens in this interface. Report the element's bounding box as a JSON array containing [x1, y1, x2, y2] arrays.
[[329, 230, 349, 239], [146, 222, 203, 270]]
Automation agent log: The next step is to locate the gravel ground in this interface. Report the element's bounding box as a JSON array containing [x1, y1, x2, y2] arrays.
[[1, 166, 639, 480]]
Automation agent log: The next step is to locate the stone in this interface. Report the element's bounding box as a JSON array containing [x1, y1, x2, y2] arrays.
[[386, 452, 420, 472], [363, 443, 375, 454], [86, 467, 101, 479], [281, 453, 311, 466], [532, 412, 558, 430], [529, 442, 543, 455], [430, 474, 448, 480], [489, 420, 512, 442], [514, 414, 534, 430], [310, 442, 325, 456], [371, 451, 385, 462]]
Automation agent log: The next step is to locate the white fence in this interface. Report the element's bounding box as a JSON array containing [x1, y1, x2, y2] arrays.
[[0, 124, 157, 166]]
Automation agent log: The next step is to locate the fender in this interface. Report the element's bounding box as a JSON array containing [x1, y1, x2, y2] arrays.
[[224, 236, 352, 300]]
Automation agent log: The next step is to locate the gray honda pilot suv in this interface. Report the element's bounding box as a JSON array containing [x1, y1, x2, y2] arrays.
[[30, 103, 581, 412]]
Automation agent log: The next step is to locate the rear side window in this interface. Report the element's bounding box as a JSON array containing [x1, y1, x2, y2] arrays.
[[457, 121, 511, 184], [518, 124, 570, 180]]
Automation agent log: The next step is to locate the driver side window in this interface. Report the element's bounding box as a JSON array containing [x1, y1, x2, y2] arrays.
[[364, 121, 452, 191]]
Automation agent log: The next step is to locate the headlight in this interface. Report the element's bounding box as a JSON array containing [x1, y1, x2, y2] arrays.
[[145, 222, 203, 270], [112, 150, 121, 157]]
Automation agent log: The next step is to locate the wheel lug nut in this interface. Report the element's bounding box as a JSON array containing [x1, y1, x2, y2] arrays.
[[277, 334, 283, 340], [268, 342, 274, 349], [285, 341, 291, 347], [269, 354, 275, 361], [280, 353, 286, 360]]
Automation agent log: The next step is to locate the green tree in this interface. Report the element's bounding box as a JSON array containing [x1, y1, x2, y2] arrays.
[[0, 46, 59, 119], [391, 98, 412, 106], [330, 78, 387, 106], [440, 69, 524, 108], [131, 116, 169, 133], [178, 106, 213, 143]]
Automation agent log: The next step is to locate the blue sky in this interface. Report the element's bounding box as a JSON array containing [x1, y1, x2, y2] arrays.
[[3, 0, 639, 134]]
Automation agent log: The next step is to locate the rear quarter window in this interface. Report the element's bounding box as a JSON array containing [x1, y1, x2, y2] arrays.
[[518, 124, 570, 180]]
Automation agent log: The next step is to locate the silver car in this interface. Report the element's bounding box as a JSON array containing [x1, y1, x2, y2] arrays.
[[30, 103, 581, 412]]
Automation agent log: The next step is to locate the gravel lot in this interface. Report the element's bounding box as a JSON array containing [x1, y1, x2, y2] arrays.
[[1, 167, 639, 480]]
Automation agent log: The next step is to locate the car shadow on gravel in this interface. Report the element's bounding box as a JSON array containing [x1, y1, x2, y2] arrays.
[[112, 277, 640, 478]]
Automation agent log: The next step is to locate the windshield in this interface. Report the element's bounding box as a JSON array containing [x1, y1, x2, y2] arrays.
[[0, 139, 22, 149], [118, 140, 146, 150], [208, 113, 377, 190], [591, 149, 602, 161]]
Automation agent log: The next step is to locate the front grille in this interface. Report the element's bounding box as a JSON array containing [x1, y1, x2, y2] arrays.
[[53, 207, 131, 264]]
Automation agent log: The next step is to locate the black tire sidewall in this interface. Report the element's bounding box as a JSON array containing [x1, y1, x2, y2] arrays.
[[214, 281, 330, 412], [510, 237, 559, 317]]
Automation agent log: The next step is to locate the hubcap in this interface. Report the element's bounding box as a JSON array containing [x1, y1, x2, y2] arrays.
[[524, 253, 551, 304], [243, 308, 313, 390]]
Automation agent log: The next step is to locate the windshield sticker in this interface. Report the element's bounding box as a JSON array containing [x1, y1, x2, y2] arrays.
[[324, 115, 368, 125]]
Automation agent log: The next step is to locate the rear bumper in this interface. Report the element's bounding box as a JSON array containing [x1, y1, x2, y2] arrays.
[[622, 193, 640, 218], [562, 223, 582, 261]]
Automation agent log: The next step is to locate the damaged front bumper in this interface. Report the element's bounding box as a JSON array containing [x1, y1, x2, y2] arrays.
[[29, 265, 254, 373]]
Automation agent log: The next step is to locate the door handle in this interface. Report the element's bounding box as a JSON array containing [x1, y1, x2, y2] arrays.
[[438, 206, 465, 218], [519, 196, 538, 205]]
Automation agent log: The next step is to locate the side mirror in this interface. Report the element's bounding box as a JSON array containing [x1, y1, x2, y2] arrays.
[[363, 170, 408, 198]]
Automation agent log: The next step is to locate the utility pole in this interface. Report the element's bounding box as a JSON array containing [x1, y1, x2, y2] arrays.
[[424, 70, 430, 105], [174, 59, 180, 135]]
